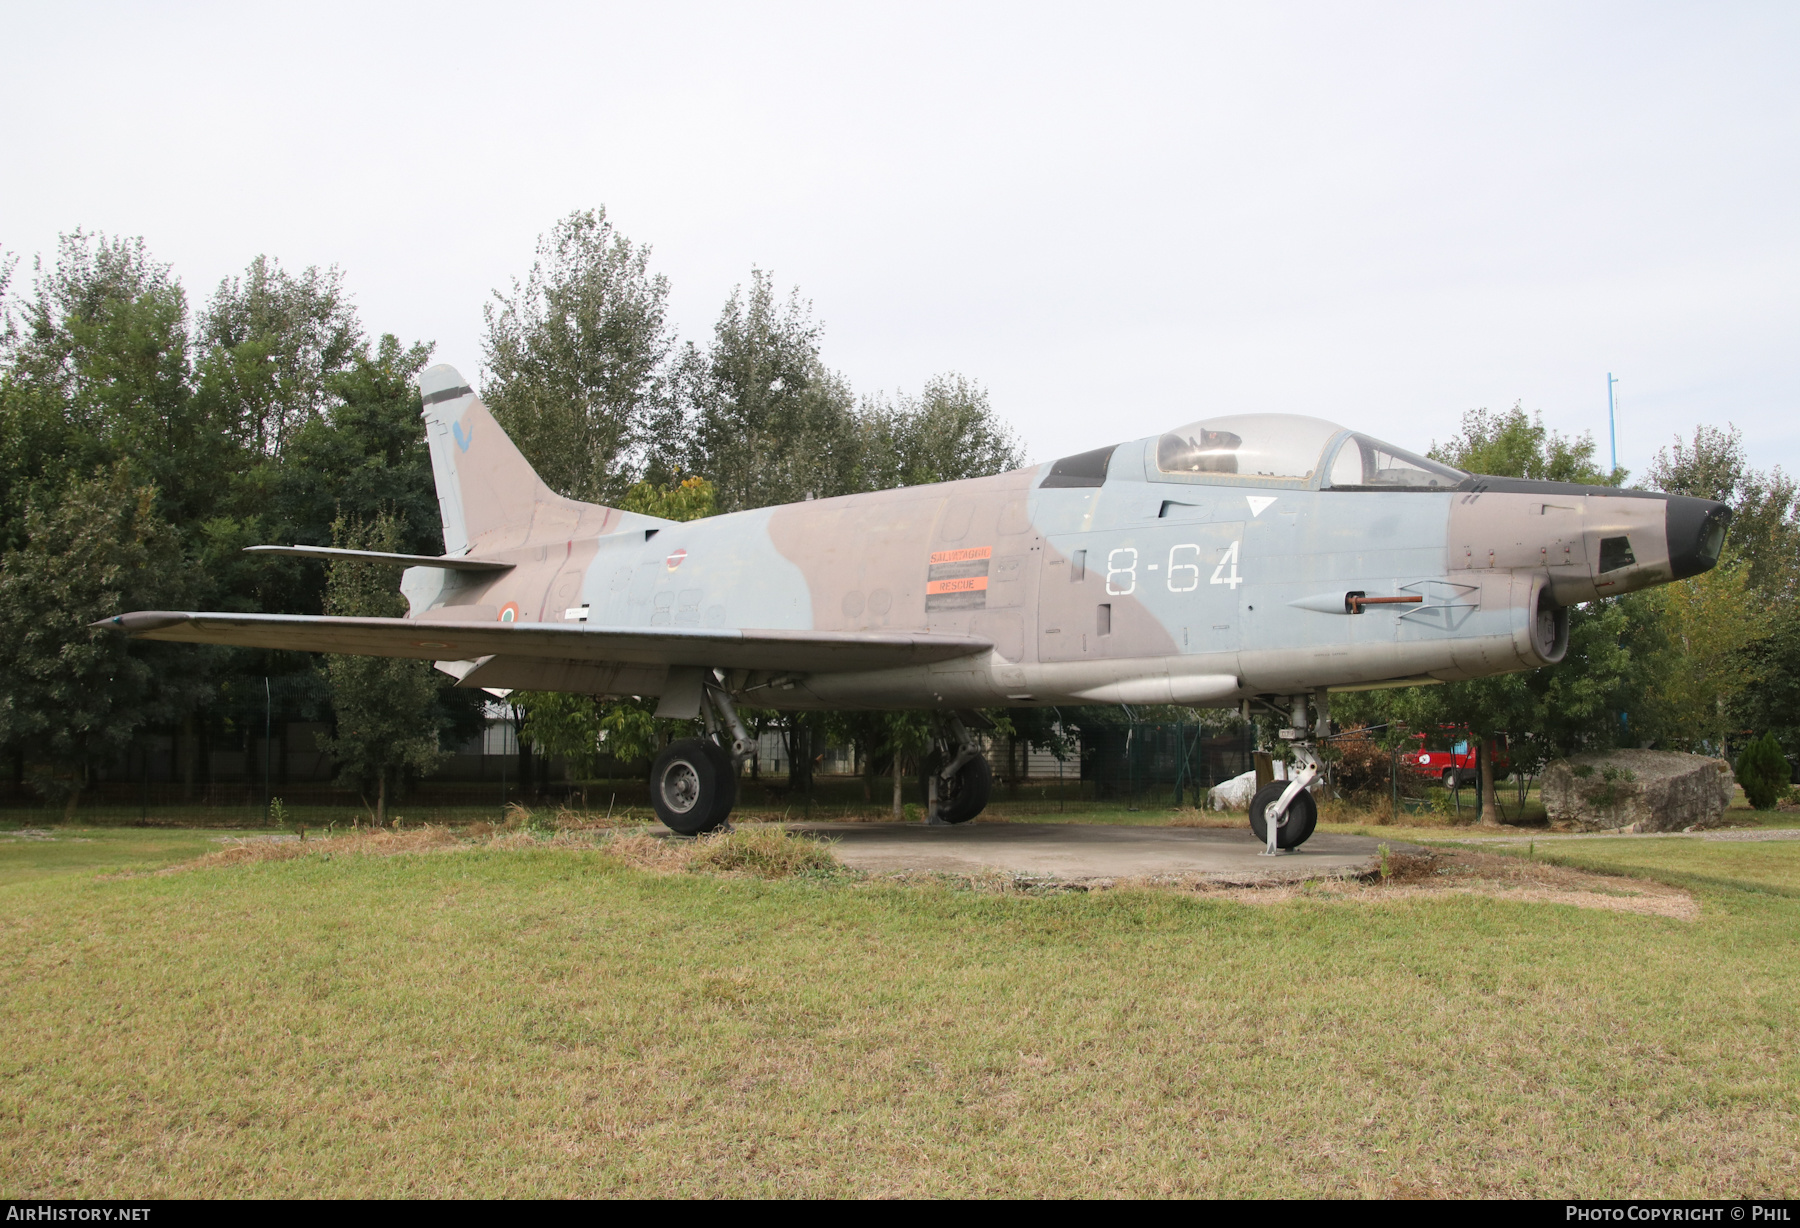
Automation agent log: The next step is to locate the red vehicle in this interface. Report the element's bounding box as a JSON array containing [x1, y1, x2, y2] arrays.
[[1400, 730, 1510, 789]]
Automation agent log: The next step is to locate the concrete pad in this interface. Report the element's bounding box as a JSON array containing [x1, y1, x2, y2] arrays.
[[783, 821, 1417, 884]]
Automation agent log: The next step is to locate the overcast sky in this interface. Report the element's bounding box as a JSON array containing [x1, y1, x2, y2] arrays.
[[4, 2, 1796, 479]]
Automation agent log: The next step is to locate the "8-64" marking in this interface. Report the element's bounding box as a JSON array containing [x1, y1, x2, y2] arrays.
[[1104, 541, 1242, 595]]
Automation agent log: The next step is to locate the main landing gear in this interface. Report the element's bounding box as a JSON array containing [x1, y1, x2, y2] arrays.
[[649, 673, 756, 836], [1246, 690, 1326, 854], [648, 689, 997, 834], [919, 712, 993, 825]]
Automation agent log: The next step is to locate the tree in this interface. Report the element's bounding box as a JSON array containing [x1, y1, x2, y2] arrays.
[[675, 270, 861, 511], [5, 231, 232, 536], [618, 474, 718, 522], [315, 512, 445, 824], [0, 466, 197, 815], [1430, 403, 1625, 487], [259, 334, 442, 597], [516, 691, 604, 801], [194, 256, 362, 458], [880, 711, 938, 818], [1733, 615, 1800, 765], [483, 209, 674, 504], [858, 374, 1024, 490], [1735, 733, 1790, 810], [1646, 423, 1799, 760], [1639, 560, 1770, 752]]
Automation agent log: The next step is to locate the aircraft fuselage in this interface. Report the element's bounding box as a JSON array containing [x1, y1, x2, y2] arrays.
[[400, 425, 1726, 710]]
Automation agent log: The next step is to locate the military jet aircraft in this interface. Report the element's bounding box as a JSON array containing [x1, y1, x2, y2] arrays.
[[101, 364, 1730, 848]]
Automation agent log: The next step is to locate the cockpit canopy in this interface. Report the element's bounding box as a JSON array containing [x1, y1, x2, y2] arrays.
[[1154, 413, 1465, 490]]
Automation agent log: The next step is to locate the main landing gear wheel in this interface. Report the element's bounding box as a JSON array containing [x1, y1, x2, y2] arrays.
[[920, 752, 993, 824], [651, 738, 733, 836], [1248, 780, 1318, 850], [701, 739, 738, 818]]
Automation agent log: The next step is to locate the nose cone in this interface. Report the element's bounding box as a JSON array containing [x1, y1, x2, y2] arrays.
[[1666, 495, 1732, 580]]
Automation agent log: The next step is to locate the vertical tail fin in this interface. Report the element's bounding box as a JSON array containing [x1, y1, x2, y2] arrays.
[[417, 364, 623, 552]]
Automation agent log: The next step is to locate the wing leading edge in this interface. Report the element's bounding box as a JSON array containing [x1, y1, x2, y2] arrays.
[[97, 611, 992, 675]]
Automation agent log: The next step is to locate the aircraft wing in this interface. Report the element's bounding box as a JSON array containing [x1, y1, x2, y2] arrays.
[[96, 611, 992, 674]]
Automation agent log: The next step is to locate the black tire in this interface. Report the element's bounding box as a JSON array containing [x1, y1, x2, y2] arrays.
[[651, 738, 732, 835], [1248, 780, 1318, 849], [700, 739, 738, 826], [919, 752, 993, 824], [1442, 768, 1459, 790]]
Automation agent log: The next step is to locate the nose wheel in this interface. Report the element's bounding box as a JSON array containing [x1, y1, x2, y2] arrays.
[[1249, 781, 1317, 849]]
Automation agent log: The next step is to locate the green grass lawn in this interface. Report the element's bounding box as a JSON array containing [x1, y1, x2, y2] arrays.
[[1, 823, 1796, 1197]]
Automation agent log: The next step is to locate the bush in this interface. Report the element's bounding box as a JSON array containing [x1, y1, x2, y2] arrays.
[[687, 828, 839, 878], [1735, 734, 1791, 811], [1325, 726, 1391, 797]]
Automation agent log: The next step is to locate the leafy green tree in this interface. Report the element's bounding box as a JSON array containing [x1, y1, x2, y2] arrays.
[[858, 374, 1024, 489], [4, 232, 231, 536], [254, 334, 442, 599], [594, 699, 664, 767], [618, 474, 718, 522], [0, 466, 197, 816], [1646, 423, 1799, 759], [675, 270, 861, 511], [200, 333, 456, 773], [516, 691, 603, 797], [315, 512, 445, 825], [1735, 733, 1790, 810], [0, 233, 253, 797], [194, 256, 362, 457], [1733, 616, 1800, 766], [483, 209, 674, 504], [1641, 560, 1771, 752], [880, 711, 938, 818], [1430, 403, 1625, 487]]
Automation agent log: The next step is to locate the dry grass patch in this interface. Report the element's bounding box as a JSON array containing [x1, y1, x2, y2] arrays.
[[1185, 846, 1699, 920], [602, 825, 841, 879], [167, 824, 465, 873], [153, 819, 844, 884]]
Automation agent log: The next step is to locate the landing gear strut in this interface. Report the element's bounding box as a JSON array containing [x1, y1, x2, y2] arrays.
[[649, 672, 756, 836], [1248, 690, 1326, 854], [920, 712, 993, 825]]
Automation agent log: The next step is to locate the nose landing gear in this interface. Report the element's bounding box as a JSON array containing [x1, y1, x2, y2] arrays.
[[1247, 690, 1326, 854]]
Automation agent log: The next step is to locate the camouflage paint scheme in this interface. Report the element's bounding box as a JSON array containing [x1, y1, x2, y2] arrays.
[[104, 363, 1731, 718]]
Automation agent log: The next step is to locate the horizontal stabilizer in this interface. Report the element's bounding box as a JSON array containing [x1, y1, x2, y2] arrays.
[[243, 545, 513, 573], [96, 611, 992, 675]]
